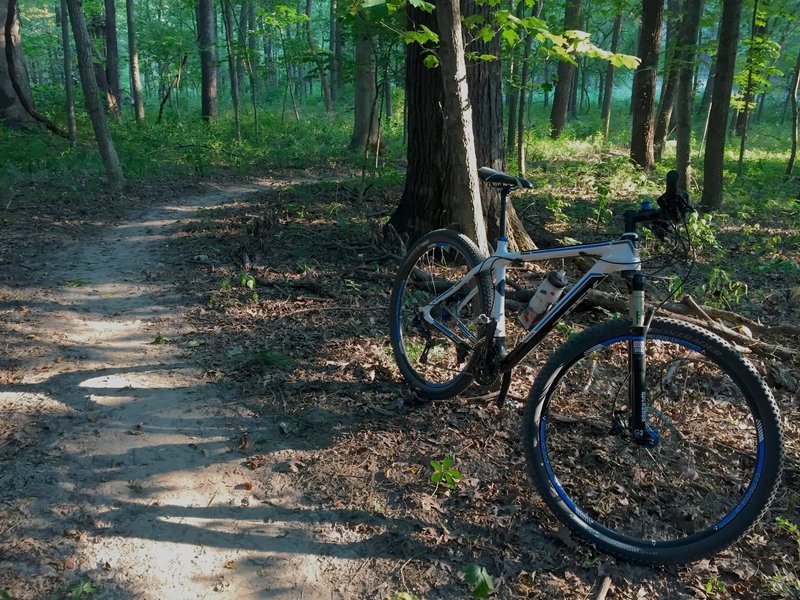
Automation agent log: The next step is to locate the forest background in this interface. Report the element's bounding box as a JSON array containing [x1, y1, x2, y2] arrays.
[[1, 0, 800, 597]]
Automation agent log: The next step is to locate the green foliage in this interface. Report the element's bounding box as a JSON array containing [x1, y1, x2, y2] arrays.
[[463, 564, 494, 599], [704, 573, 726, 596], [430, 456, 462, 491], [238, 271, 256, 290], [698, 267, 748, 308]]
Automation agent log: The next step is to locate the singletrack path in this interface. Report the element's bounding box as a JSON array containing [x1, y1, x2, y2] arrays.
[[1, 183, 351, 599]]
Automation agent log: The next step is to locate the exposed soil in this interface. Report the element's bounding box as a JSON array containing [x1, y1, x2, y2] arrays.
[[1, 174, 798, 599]]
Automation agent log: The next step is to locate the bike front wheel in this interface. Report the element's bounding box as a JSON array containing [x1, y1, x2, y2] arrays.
[[388, 229, 493, 399], [523, 317, 784, 565]]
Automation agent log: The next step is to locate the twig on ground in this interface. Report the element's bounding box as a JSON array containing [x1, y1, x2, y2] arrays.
[[593, 575, 613, 600]]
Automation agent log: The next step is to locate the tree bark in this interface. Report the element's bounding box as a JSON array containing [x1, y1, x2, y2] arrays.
[[601, 13, 622, 141], [348, 22, 380, 151], [65, 0, 125, 191], [221, 0, 241, 140], [104, 0, 121, 117], [196, 0, 217, 120], [550, 0, 581, 138], [629, 0, 664, 171], [653, 0, 682, 162], [700, 0, 743, 211], [388, 5, 446, 241], [786, 46, 800, 175], [675, 0, 702, 189], [434, 0, 488, 253], [0, 0, 33, 126], [125, 0, 144, 122], [60, 0, 76, 141]]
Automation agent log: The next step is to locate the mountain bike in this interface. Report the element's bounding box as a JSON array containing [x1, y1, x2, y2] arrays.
[[388, 167, 784, 565]]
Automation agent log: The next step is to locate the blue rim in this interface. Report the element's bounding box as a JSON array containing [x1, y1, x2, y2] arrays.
[[540, 333, 766, 546]]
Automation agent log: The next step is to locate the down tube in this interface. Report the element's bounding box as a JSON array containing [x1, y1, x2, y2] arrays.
[[499, 272, 607, 371]]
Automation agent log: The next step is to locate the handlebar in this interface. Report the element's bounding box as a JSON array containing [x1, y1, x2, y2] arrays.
[[624, 170, 694, 235]]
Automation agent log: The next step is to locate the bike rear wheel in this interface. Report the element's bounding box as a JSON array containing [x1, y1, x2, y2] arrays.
[[523, 318, 784, 565], [389, 229, 493, 399]]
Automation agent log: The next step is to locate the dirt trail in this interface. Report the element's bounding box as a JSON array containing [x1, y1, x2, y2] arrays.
[[1, 183, 352, 599]]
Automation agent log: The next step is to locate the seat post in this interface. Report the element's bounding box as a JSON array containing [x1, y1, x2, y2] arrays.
[[498, 186, 511, 243]]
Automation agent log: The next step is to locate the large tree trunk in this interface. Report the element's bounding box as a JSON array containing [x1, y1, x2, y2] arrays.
[[348, 23, 380, 151], [125, 0, 144, 122], [65, 0, 124, 191], [653, 0, 682, 162], [629, 0, 663, 171], [549, 0, 581, 138], [786, 46, 800, 175], [675, 0, 702, 189], [700, 0, 743, 211], [0, 0, 35, 127], [601, 13, 623, 141], [197, 0, 217, 120], [434, 0, 488, 253], [388, 5, 446, 240], [464, 0, 533, 250]]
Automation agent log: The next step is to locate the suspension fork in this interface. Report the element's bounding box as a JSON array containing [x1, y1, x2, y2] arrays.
[[628, 272, 659, 447]]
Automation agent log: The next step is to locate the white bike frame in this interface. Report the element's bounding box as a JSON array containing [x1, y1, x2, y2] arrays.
[[420, 235, 641, 368]]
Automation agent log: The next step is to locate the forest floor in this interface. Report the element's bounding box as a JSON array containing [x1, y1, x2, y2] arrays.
[[0, 171, 799, 599]]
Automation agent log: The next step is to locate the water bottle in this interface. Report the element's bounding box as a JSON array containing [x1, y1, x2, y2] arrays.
[[518, 270, 568, 329]]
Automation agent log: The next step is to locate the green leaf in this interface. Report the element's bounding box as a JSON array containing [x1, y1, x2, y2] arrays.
[[431, 459, 442, 471], [463, 564, 494, 599], [422, 54, 440, 68], [501, 28, 519, 46], [408, 0, 435, 12], [431, 472, 443, 484], [151, 334, 168, 345]]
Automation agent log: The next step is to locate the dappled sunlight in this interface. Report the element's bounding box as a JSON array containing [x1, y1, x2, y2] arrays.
[[79, 369, 198, 390]]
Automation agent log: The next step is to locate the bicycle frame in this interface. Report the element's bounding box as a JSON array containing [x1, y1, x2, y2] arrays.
[[420, 235, 641, 373], [418, 181, 656, 443]]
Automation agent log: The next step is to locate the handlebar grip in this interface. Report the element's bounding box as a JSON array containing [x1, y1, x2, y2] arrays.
[[665, 170, 679, 199]]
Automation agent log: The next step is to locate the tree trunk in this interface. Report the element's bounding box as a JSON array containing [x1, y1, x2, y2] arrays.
[[221, 0, 240, 140], [196, 0, 217, 120], [65, 0, 124, 191], [700, 0, 743, 211], [505, 1, 524, 156], [329, 0, 338, 100], [305, 0, 332, 114], [735, 7, 766, 138], [462, 0, 532, 250], [60, 0, 76, 140], [786, 46, 800, 175], [383, 62, 392, 120], [601, 13, 622, 141], [735, 0, 763, 176], [433, 0, 488, 253], [629, 0, 663, 171], [516, 29, 534, 173], [104, 0, 121, 117], [125, 0, 144, 122], [388, 5, 447, 241], [653, 0, 682, 163], [550, 0, 581, 138], [675, 0, 702, 189], [0, 0, 35, 126], [348, 23, 380, 151]]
